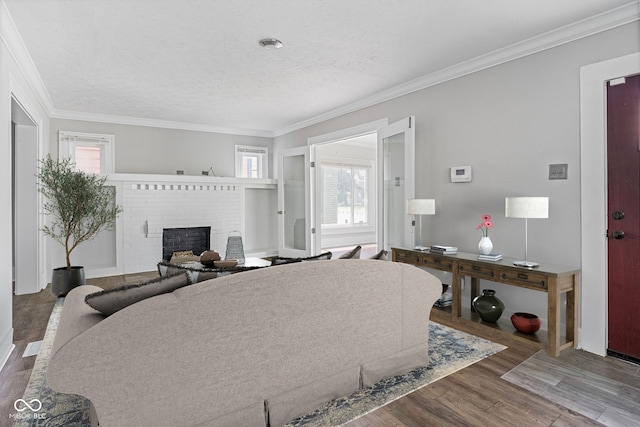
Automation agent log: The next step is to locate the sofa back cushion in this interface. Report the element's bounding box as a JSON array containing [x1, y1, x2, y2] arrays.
[[270, 251, 333, 265]]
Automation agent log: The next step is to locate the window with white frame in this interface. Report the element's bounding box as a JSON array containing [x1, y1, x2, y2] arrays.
[[321, 162, 371, 226], [235, 145, 268, 178], [58, 131, 115, 174]]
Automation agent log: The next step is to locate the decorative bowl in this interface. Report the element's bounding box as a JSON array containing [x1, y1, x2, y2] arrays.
[[200, 250, 221, 266], [213, 260, 238, 268], [510, 312, 541, 334]]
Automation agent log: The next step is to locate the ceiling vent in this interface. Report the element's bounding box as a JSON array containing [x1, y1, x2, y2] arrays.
[[258, 38, 283, 50]]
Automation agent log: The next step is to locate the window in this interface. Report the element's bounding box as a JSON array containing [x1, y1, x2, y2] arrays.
[[235, 145, 268, 179], [321, 164, 370, 226], [59, 131, 115, 174]]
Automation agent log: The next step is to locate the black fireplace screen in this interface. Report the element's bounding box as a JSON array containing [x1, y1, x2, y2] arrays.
[[162, 226, 211, 261]]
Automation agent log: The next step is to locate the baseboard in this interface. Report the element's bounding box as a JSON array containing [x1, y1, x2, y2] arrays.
[[0, 327, 15, 373]]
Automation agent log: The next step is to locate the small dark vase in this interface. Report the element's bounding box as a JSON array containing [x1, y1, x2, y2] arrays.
[[51, 266, 86, 297], [472, 289, 505, 323]]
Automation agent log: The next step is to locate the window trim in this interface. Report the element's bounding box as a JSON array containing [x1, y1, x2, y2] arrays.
[[58, 131, 115, 174], [235, 145, 269, 178]]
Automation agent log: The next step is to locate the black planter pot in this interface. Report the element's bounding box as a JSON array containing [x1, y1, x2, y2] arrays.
[[51, 266, 86, 297]]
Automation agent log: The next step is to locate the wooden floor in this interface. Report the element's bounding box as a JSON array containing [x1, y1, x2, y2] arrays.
[[502, 347, 640, 427], [1, 272, 634, 427]]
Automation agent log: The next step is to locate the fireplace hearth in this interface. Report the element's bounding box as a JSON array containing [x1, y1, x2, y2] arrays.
[[162, 226, 211, 261]]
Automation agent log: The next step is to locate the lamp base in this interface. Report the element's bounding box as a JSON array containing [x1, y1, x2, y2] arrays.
[[513, 260, 539, 268]]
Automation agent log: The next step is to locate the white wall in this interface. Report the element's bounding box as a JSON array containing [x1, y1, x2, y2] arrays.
[[50, 119, 273, 177], [274, 23, 640, 337]]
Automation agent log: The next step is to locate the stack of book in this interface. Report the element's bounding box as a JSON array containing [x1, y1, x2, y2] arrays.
[[434, 285, 453, 308], [477, 253, 503, 261], [430, 245, 458, 255]]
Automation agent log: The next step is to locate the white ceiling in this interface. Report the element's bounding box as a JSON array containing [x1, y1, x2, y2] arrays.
[[3, 0, 637, 137]]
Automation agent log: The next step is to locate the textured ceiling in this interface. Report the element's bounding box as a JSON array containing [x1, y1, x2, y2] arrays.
[[3, 0, 636, 136]]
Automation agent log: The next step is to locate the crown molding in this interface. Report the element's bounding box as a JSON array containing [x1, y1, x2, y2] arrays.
[[49, 109, 274, 138], [0, 0, 54, 116], [273, 1, 640, 137]]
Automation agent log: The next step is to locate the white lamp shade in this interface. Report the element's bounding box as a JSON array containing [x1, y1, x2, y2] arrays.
[[505, 197, 549, 219], [406, 198, 436, 215]]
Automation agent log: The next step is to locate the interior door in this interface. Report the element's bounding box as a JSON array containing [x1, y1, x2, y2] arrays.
[[377, 117, 415, 252], [278, 146, 313, 258], [606, 74, 640, 360]]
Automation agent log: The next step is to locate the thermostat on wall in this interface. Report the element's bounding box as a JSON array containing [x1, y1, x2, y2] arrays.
[[450, 166, 472, 183]]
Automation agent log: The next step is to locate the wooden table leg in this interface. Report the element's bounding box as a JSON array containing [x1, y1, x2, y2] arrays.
[[547, 278, 561, 357], [452, 263, 461, 321], [565, 273, 579, 347], [470, 277, 479, 311]]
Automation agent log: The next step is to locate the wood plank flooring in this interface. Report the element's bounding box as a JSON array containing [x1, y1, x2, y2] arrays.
[[502, 347, 640, 427], [345, 309, 606, 427], [0, 272, 634, 426]]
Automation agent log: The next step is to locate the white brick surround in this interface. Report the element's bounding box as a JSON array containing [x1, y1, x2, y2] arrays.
[[106, 174, 276, 275]]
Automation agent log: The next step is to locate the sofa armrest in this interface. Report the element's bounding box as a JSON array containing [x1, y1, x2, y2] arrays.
[[50, 285, 106, 359]]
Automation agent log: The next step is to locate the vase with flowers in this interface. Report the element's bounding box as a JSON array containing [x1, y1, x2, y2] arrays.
[[476, 214, 494, 255]]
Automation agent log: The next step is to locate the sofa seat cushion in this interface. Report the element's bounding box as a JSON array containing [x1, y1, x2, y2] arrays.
[[85, 271, 190, 316]]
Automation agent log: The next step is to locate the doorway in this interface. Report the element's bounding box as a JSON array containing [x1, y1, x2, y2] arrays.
[[315, 133, 377, 256], [579, 52, 640, 356], [11, 97, 42, 295], [606, 73, 640, 362]]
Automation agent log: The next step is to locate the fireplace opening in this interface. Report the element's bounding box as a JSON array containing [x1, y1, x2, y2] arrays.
[[162, 226, 211, 261]]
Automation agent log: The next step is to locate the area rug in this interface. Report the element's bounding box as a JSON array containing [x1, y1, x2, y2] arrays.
[[15, 299, 505, 427]]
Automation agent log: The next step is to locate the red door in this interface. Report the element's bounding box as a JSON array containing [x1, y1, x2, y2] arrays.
[[607, 74, 640, 360]]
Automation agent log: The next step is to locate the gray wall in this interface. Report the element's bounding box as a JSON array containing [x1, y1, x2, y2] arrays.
[[50, 119, 273, 178], [274, 22, 640, 323]]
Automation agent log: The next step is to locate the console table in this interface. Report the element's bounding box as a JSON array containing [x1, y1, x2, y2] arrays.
[[392, 247, 580, 357]]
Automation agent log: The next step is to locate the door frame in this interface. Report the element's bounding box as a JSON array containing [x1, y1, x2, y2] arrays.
[[580, 52, 640, 356], [307, 119, 387, 255], [10, 75, 46, 294]]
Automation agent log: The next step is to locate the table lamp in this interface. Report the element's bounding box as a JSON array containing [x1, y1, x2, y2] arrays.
[[406, 198, 436, 249], [505, 196, 549, 268]]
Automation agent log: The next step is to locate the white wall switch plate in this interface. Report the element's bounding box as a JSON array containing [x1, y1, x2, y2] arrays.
[[549, 163, 568, 180]]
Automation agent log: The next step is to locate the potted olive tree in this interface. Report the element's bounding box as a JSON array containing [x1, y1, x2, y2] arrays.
[[38, 155, 122, 296]]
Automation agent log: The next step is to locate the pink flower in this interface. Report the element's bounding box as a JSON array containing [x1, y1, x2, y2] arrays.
[[476, 214, 494, 237]]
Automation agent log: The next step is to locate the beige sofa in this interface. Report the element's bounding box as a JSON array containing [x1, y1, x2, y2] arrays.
[[47, 259, 441, 427]]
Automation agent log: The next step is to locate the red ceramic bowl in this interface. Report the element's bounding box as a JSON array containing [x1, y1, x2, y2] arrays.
[[511, 312, 541, 334]]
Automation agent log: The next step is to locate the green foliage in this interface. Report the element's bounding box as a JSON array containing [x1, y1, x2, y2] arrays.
[[38, 155, 123, 269]]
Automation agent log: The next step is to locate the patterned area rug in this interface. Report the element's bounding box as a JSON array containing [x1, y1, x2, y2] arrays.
[[15, 299, 505, 427]]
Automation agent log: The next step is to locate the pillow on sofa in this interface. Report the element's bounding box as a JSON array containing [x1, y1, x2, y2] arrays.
[[157, 261, 262, 283], [369, 249, 388, 260], [270, 251, 333, 266], [338, 245, 362, 259], [85, 272, 190, 316]]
